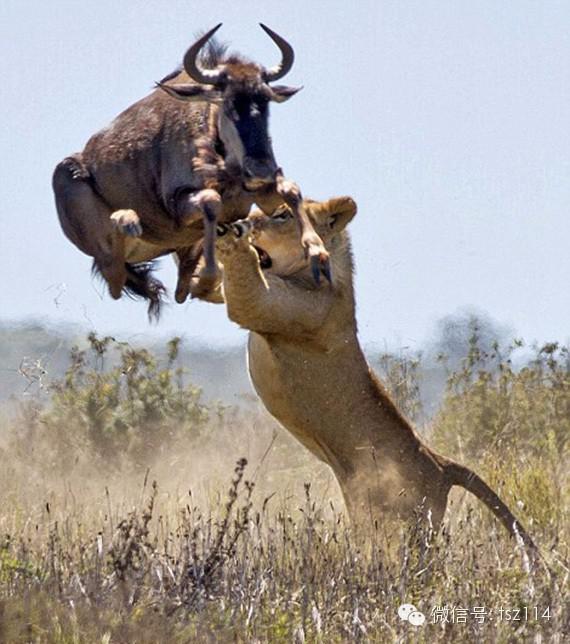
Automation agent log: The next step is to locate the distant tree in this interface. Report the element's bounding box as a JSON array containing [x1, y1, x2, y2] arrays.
[[428, 310, 512, 371]]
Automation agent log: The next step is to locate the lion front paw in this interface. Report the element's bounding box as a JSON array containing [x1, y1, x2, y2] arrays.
[[216, 224, 252, 256], [189, 264, 222, 300]]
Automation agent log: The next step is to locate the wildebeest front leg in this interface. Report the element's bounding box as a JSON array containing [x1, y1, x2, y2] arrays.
[[175, 189, 223, 298], [275, 174, 331, 283]]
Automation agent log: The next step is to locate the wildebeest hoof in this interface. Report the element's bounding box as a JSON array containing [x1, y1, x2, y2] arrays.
[[189, 189, 222, 218], [310, 253, 332, 285], [110, 209, 143, 237], [276, 178, 301, 204], [175, 284, 190, 304], [304, 238, 331, 285]]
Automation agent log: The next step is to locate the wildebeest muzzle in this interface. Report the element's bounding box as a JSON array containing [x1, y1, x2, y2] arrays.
[[242, 158, 278, 189]]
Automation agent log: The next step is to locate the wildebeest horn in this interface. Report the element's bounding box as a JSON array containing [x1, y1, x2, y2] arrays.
[[183, 23, 224, 85], [259, 24, 295, 82]]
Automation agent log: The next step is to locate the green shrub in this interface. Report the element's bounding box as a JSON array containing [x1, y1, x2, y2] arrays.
[[12, 334, 209, 472], [432, 337, 570, 461], [377, 349, 425, 424]]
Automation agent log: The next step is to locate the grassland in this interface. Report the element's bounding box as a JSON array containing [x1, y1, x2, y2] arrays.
[[0, 333, 568, 642]]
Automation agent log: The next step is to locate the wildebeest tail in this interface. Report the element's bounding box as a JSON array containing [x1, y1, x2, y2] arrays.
[[92, 260, 166, 322], [124, 262, 166, 321], [445, 461, 537, 552]]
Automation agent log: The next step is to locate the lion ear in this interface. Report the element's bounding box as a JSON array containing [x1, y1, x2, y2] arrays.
[[309, 196, 357, 232]]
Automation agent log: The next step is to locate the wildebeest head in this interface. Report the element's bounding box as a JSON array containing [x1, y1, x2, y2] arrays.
[[158, 24, 302, 190]]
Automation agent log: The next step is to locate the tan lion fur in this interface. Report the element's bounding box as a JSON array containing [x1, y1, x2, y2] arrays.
[[216, 197, 536, 551]]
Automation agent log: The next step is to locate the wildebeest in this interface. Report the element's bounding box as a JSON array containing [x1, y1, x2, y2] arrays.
[[53, 24, 329, 318]]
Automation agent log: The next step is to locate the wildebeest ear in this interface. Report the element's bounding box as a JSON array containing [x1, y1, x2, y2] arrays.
[[308, 196, 357, 232], [156, 82, 222, 103], [269, 85, 303, 103]]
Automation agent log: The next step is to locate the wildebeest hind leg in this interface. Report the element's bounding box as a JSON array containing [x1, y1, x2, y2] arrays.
[[96, 236, 127, 300], [53, 157, 127, 299]]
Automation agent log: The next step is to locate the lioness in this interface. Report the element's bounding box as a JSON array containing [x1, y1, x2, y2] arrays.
[[216, 197, 536, 550]]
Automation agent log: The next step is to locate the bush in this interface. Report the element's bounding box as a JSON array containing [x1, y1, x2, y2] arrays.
[[11, 333, 209, 472], [377, 349, 425, 424], [0, 330, 568, 641], [430, 335, 569, 536], [432, 336, 570, 461]]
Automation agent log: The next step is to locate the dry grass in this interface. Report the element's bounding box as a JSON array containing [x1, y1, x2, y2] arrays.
[[0, 335, 568, 642]]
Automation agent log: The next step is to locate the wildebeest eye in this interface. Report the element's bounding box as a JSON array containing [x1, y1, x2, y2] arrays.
[[253, 95, 269, 111]]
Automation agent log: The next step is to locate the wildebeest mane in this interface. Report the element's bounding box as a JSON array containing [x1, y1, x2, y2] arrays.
[[200, 38, 229, 69]]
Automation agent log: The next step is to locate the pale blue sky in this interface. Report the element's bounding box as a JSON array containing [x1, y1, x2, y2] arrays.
[[1, 1, 568, 347]]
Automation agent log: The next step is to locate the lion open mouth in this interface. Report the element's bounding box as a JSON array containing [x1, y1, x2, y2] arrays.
[[254, 246, 272, 269]]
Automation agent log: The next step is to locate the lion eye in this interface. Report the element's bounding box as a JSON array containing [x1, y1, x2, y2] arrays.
[[272, 207, 291, 221]]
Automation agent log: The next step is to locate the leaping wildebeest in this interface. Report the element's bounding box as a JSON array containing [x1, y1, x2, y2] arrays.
[[53, 24, 329, 318]]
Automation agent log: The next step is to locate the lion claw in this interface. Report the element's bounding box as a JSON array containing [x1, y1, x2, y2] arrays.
[[230, 220, 252, 238]]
